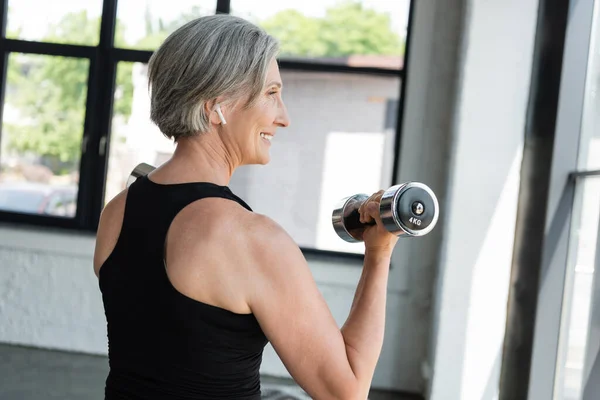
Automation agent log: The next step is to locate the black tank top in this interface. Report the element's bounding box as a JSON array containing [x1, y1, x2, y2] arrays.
[[98, 175, 268, 399]]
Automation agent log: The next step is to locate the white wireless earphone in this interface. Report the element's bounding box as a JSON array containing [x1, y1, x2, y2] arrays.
[[214, 103, 227, 125]]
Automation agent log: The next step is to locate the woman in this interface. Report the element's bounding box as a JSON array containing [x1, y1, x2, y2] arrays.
[[93, 14, 398, 400]]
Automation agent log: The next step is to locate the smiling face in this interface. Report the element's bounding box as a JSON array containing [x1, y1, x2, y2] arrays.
[[214, 58, 291, 166]]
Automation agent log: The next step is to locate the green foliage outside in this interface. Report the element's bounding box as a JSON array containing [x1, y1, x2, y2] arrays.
[[5, 1, 404, 174], [259, 1, 404, 58], [6, 54, 89, 167], [114, 5, 210, 50]]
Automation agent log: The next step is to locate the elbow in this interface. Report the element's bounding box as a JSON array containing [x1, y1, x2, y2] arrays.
[[330, 379, 369, 400]]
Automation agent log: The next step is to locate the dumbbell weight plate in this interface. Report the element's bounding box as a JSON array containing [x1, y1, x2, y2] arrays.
[[380, 182, 439, 237], [397, 186, 437, 232]]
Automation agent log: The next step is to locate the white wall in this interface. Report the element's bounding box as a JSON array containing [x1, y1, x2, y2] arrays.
[[0, 226, 104, 353]]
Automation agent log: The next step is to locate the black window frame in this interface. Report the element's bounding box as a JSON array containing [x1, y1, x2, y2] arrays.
[[0, 0, 414, 261]]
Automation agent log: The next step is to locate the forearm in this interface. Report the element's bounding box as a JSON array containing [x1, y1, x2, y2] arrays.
[[340, 250, 391, 390]]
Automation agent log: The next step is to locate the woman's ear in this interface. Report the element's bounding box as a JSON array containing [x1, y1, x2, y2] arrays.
[[205, 99, 227, 126], [214, 103, 227, 125]]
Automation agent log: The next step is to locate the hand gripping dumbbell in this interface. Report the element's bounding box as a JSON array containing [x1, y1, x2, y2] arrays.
[[331, 183, 439, 242]]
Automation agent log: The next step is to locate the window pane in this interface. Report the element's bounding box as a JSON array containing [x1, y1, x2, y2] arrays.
[[554, 2, 600, 399], [0, 53, 88, 218], [115, 0, 216, 50], [553, 183, 600, 400], [231, 0, 410, 69], [106, 62, 399, 254], [7, 0, 102, 45]]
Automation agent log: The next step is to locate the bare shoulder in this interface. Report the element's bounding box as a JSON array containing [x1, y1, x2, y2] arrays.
[[241, 212, 313, 304], [173, 196, 286, 245], [165, 196, 271, 313], [93, 189, 128, 277], [170, 195, 257, 243], [245, 213, 304, 271], [168, 197, 301, 291], [171, 198, 360, 397], [189, 200, 302, 268]]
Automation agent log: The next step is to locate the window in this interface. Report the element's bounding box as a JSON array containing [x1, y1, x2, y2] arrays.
[[230, 0, 410, 69], [7, 0, 102, 45], [0, 0, 413, 257], [115, 0, 216, 50], [0, 53, 87, 218], [553, 2, 600, 398]]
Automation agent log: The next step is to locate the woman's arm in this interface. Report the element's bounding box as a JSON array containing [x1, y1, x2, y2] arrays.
[[244, 191, 396, 399]]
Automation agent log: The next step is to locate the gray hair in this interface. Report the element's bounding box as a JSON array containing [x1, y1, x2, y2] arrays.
[[147, 14, 279, 140]]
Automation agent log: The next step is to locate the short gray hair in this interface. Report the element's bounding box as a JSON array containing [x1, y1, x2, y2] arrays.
[[147, 14, 279, 140]]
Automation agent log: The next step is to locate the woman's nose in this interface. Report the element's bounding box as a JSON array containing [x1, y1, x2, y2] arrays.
[[276, 102, 290, 127]]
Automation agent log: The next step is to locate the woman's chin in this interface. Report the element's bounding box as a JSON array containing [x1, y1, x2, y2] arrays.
[[243, 154, 270, 166], [257, 149, 271, 164], [257, 156, 271, 165]]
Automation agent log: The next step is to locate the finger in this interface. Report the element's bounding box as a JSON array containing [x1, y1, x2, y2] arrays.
[[371, 193, 388, 227], [359, 194, 375, 223], [361, 191, 384, 224], [359, 191, 383, 212], [363, 200, 380, 225], [369, 191, 384, 222], [358, 196, 372, 223]]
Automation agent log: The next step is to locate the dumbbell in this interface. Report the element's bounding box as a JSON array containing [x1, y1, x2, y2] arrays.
[[331, 182, 439, 242]]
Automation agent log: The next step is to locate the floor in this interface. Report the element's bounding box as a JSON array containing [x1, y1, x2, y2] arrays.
[[0, 344, 422, 400]]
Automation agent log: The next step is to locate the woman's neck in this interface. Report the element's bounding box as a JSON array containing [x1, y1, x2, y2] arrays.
[[154, 134, 239, 186]]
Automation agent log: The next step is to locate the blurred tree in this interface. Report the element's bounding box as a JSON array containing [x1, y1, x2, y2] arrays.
[[257, 10, 325, 57], [5, 11, 133, 173], [115, 5, 209, 50], [5, 54, 89, 168], [260, 1, 404, 58]]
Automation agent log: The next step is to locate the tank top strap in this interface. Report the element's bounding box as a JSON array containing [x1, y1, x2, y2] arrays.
[[115, 174, 252, 252], [136, 173, 252, 213], [220, 186, 252, 212]]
